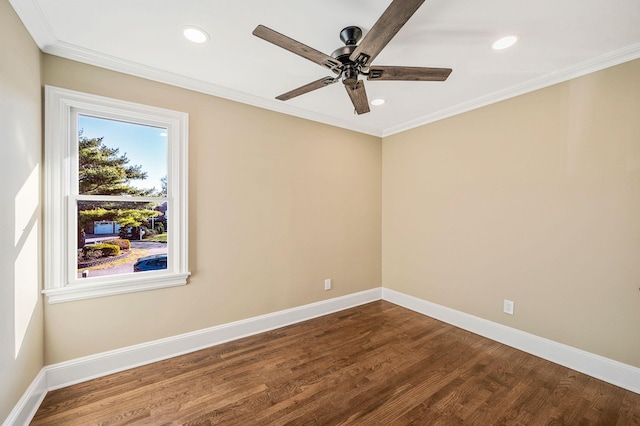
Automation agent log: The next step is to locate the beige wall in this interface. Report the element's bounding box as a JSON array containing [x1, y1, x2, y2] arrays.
[[42, 55, 382, 364], [25, 53, 640, 369], [0, 0, 44, 420], [383, 59, 640, 367]]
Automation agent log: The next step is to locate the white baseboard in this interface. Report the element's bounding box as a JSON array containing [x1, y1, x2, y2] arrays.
[[6, 288, 381, 425], [382, 288, 640, 394], [2, 369, 47, 426], [9, 286, 639, 425], [45, 288, 382, 391]]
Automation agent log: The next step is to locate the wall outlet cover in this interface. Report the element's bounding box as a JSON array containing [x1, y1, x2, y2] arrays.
[[503, 299, 514, 315], [324, 279, 331, 291]]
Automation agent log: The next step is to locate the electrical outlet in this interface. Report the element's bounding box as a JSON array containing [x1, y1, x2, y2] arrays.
[[324, 279, 331, 291], [503, 299, 514, 315]]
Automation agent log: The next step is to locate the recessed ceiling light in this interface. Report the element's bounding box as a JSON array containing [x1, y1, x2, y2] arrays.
[[371, 98, 386, 106], [183, 26, 209, 44], [492, 35, 518, 50]]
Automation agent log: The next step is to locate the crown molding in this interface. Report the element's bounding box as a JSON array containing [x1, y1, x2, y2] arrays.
[[42, 40, 383, 137], [42, 39, 640, 139], [383, 42, 640, 137], [8, 0, 381, 137], [10, 0, 640, 138], [8, 0, 57, 48]]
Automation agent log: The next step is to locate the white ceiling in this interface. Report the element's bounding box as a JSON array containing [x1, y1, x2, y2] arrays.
[[10, 0, 640, 136]]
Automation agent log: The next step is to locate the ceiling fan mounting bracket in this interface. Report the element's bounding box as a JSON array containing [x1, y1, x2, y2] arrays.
[[339, 26, 362, 46]]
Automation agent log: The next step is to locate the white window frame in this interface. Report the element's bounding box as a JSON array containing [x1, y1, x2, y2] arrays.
[[44, 86, 189, 303]]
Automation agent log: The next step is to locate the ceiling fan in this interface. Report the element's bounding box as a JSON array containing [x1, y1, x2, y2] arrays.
[[252, 0, 452, 115]]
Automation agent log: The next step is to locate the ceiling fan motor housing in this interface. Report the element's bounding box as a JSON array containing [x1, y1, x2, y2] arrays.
[[342, 66, 359, 87]]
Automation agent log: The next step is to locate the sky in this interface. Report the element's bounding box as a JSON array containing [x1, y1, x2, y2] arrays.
[[78, 114, 168, 193]]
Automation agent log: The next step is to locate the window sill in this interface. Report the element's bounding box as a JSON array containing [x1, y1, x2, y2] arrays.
[[43, 272, 190, 304]]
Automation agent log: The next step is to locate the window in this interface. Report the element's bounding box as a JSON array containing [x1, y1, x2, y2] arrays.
[[44, 86, 189, 303]]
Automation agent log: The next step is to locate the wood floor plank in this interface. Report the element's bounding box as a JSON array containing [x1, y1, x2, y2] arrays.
[[31, 301, 640, 425]]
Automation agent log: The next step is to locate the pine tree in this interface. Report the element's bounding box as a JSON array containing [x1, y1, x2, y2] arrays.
[[78, 135, 158, 196], [77, 134, 161, 246]]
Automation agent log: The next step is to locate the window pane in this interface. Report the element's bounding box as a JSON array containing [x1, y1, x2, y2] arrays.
[[78, 115, 168, 196], [77, 200, 168, 279]]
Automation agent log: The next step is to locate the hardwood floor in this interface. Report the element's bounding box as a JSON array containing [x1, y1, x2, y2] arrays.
[[32, 301, 640, 425]]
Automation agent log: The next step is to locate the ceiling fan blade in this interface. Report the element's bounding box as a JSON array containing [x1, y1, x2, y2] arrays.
[[253, 25, 341, 71], [368, 66, 452, 81], [349, 0, 425, 66], [276, 76, 337, 101], [345, 81, 370, 115]]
